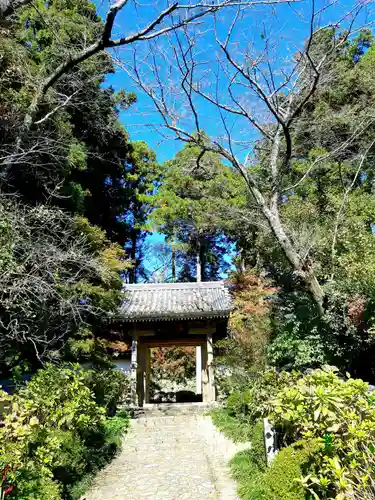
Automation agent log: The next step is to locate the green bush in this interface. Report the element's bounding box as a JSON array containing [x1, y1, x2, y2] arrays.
[[0, 364, 129, 500], [269, 367, 375, 498], [230, 429, 321, 500], [103, 413, 130, 447], [86, 368, 131, 415], [65, 413, 129, 500], [210, 408, 254, 443], [223, 369, 301, 425], [215, 367, 375, 499], [230, 449, 266, 500], [260, 440, 322, 500]]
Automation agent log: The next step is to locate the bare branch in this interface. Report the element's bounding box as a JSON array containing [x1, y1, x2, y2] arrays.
[[34, 90, 79, 125]]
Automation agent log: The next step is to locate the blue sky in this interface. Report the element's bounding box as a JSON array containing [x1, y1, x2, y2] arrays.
[[97, 0, 371, 162], [94, 0, 372, 280]]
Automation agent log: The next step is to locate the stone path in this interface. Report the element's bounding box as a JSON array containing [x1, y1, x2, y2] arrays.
[[83, 414, 248, 500]]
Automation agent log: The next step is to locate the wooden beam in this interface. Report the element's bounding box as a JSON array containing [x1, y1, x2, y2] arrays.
[[139, 337, 206, 347]]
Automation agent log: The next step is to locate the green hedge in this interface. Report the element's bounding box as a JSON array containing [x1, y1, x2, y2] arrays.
[[214, 367, 375, 499], [229, 427, 320, 500], [260, 440, 321, 500], [0, 364, 130, 500]]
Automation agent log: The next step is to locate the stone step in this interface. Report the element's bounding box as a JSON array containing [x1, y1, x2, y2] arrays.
[[134, 401, 219, 418]]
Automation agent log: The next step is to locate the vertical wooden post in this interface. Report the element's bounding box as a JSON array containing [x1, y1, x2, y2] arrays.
[[207, 332, 215, 401], [196, 345, 202, 395], [201, 342, 209, 402], [130, 330, 138, 406], [137, 345, 146, 407], [202, 333, 215, 402], [144, 347, 151, 404]]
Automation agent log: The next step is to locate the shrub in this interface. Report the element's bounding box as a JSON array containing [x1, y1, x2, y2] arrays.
[[260, 440, 322, 500], [269, 367, 375, 498], [216, 367, 375, 499], [86, 368, 131, 415], [229, 421, 267, 499], [229, 425, 321, 500], [0, 364, 129, 500], [211, 408, 259, 443], [213, 271, 276, 399], [230, 449, 266, 500], [224, 369, 301, 425], [65, 412, 129, 500]]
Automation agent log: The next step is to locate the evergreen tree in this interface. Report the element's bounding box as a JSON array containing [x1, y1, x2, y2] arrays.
[[150, 140, 248, 281]]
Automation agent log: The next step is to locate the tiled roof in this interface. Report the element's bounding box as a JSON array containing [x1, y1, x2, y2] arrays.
[[120, 281, 233, 322]]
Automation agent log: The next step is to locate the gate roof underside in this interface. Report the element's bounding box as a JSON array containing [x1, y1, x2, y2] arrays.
[[120, 281, 233, 322]]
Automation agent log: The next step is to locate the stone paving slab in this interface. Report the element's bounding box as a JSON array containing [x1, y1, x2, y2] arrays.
[[82, 414, 249, 500]]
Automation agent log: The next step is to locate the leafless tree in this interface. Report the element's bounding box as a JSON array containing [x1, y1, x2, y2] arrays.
[[120, 0, 374, 315], [0, 199, 123, 364]]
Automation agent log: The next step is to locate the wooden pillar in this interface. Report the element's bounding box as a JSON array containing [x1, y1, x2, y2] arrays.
[[196, 345, 202, 395], [144, 347, 151, 404], [130, 330, 138, 406], [137, 345, 146, 407], [202, 332, 215, 402], [207, 332, 215, 401], [201, 342, 208, 402]]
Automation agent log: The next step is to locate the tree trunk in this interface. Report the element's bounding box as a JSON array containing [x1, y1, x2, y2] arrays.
[[264, 204, 325, 316], [196, 238, 202, 282], [129, 231, 137, 284], [171, 243, 176, 282], [239, 247, 246, 273], [238, 166, 325, 316]]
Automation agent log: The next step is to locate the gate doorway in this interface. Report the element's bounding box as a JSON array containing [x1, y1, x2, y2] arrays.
[[149, 346, 200, 403], [135, 338, 215, 407]]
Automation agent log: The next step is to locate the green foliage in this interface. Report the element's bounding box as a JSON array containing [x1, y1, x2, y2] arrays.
[[266, 284, 375, 380], [0, 201, 126, 377], [214, 338, 255, 399], [123, 140, 162, 281], [210, 409, 255, 443], [222, 369, 301, 426], [228, 421, 267, 499], [268, 367, 375, 498], [226, 271, 276, 370], [230, 439, 319, 500], [230, 448, 265, 500], [0, 0, 159, 287], [259, 440, 322, 500], [149, 138, 247, 280], [224, 32, 375, 378], [214, 271, 278, 401], [102, 412, 130, 449], [216, 368, 375, 499], [86, 369, 131, 415], [0, 365, 129, 499], [213, 403, 319, 500]]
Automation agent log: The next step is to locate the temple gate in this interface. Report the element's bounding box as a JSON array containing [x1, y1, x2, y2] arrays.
[[119, 281, 233, 407]]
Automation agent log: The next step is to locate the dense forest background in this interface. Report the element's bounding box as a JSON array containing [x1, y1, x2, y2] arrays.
[[0, 0, 375, 384]]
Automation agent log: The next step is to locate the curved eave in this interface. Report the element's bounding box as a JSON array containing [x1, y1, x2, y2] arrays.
[[121, 311, 232, 322]]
